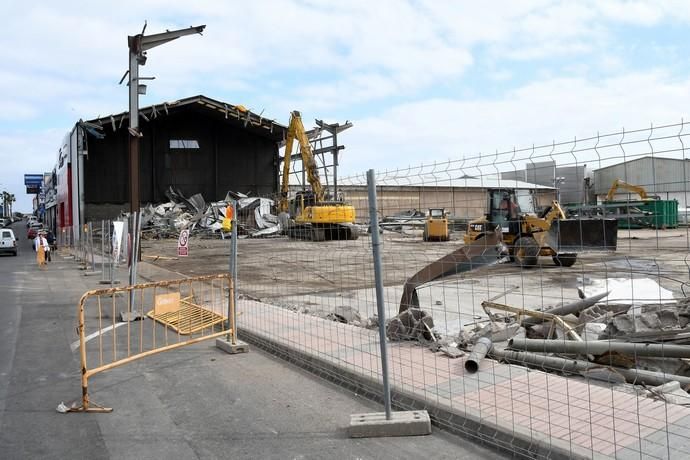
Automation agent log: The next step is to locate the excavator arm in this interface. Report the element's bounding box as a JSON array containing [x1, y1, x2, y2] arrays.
[[279, 111, 324, 213], [606, 179, 651, 201]]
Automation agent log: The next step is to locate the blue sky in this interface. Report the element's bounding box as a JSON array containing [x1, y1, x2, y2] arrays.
[[2, 0, 690, 211]]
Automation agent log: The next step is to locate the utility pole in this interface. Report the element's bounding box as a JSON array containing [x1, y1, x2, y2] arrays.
[[126, 22, 206, 215], [121, 23, 205, 322]]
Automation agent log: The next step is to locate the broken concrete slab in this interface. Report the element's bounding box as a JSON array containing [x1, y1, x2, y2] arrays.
[[349, 410, 431, 438], [439, 346, 465, 359]]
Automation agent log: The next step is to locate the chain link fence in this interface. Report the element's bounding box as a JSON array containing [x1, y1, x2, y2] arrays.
[[68, 120, 690, 458]]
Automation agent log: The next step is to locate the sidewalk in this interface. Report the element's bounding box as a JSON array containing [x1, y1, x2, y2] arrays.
[[135, 260, 690, 460]]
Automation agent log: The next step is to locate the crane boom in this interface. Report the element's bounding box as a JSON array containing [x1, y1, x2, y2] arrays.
[[279, 111, 324, 213]]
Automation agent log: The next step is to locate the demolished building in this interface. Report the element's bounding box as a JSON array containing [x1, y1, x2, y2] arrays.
[[50, 95, 288, 241]]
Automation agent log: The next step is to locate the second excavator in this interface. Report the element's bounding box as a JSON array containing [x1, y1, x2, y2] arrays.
[[278, 111, 358, 241]]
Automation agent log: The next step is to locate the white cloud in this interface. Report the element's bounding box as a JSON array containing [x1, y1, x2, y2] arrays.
[[338, 71, 690, 177], [0, 129, 64, 212]]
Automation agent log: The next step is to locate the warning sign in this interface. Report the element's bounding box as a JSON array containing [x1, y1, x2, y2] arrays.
[[177, 229, 189, 257]]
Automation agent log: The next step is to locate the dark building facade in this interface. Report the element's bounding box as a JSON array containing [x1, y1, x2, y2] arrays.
[[81, 95, 286, 221], [52, 95, 287, 239]]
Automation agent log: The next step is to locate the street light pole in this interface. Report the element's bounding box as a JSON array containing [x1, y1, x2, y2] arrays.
[[127, 23, 206, 216], [122, 23, 205, 322]]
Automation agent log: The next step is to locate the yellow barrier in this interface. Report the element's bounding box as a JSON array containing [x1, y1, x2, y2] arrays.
[[69, 273, 235, 413]]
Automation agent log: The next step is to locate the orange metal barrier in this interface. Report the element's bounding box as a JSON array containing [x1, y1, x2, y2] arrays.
[[69, 273, 235, 413]]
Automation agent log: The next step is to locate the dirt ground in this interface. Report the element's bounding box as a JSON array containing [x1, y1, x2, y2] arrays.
[[140, 227, 690, 336]]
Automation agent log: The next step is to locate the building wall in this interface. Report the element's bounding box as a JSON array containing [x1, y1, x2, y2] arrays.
[[82, 108, 278, 221], [503, 161, 591, 204], [341, 186, 556, 222], [593, 157, 690, 207]]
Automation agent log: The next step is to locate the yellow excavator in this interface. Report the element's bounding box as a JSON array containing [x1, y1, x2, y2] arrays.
[[278, 111, 358, 241], [605, 179, 658, 201], [463, 188, 617, 267]]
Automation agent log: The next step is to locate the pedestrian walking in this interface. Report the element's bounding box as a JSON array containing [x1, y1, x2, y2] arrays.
[[34, 233, 46, 268], [42, 232, 51, 262]]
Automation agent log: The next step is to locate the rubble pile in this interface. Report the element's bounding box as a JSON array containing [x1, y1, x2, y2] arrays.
[[139, 187, 281, 239], [450, 286, 690, 402]]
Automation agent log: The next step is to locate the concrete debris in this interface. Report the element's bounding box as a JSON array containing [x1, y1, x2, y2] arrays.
[[646, 381, 690, 405], [139, 187, 281, 239], [326, 306, 363, 325], [386, 308, 436, 341], [439, 345, 465, 359], [464, 289, 690, 395]]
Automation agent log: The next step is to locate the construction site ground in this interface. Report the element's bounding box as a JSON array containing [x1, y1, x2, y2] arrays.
[[138, 227, 690, 458], [142, 228, 690, 336]]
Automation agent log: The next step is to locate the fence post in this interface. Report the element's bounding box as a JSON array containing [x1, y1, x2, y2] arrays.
[[229, 199, 238, 345], [366, 169, 392, 420], [216, 199, 248, 354], [123, 212, 142, 321]]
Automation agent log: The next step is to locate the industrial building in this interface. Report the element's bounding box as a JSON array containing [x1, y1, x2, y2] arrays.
[[50, 95, 287, 239], [501, 161, 591, 205], [593, 156, 690, 207], [338, 177, 555, 222]]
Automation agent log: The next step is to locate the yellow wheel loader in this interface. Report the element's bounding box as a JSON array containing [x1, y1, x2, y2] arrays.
[[463, 189, 617, 267], [423, 208, 449, 242]]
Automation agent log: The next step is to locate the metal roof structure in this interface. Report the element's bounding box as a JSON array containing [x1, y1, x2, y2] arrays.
[[86, 95, 288, 142]]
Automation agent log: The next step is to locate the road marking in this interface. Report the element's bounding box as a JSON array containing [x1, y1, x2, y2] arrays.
[[70, 322, 127, 352]]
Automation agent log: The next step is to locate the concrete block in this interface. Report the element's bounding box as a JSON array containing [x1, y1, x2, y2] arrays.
[[83, 270, 102, 277], [349, 410, 431, 438], [120, 311, 145, 322], [215, 338, 250, 354]]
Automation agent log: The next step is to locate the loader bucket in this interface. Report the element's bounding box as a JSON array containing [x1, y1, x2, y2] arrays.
[[399, 228, 507, 313], [546, 218, 618, 253]]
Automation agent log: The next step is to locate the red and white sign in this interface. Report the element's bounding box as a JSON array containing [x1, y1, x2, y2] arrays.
[[177, 229, 190, 257]]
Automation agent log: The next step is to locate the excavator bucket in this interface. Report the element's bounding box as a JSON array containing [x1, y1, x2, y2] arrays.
[[546, 218, 618, 252], [399, 228, 507, 313]]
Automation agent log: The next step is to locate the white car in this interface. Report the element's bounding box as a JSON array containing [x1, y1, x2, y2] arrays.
[[0, 228, 18, 256]]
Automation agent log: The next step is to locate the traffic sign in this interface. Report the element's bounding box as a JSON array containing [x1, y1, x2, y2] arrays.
[[177, 229, 190, 257]]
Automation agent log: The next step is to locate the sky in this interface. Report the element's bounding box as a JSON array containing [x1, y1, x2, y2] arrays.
[[2, 0, 690, 212]]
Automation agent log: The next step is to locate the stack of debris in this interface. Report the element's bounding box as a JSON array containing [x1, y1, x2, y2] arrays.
[[139, 187, 281, 239], [453, 285, 690, 402]]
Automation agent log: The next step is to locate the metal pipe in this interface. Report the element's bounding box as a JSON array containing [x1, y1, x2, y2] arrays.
[[465, 337, 493, 374], [510, 337, 690, 358], [367, 169, 392, 420], [490, 347, 690, 387], [521, 291, 610, 326]]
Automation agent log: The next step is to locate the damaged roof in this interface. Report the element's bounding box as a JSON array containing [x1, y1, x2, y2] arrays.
[[86, 95, 288, 142]]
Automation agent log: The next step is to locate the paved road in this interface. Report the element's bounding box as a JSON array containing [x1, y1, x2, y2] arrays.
[[0, 221, 506, 459]]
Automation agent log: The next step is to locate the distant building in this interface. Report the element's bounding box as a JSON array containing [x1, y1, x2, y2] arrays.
[[593, 156, 690, 207], [502, 161, 592, 205], [337, 176, 555, 222]]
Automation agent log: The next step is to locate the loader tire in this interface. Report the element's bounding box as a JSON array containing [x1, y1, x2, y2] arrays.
[[553, 253, 577, 267], [514, 236, 539, 267]]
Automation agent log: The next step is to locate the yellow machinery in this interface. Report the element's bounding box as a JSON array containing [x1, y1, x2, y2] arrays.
[[423, 208, 449, 241], [278, 111, 358, 241], [605, 179, 658, 201], [464, 189, 617, 267]]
